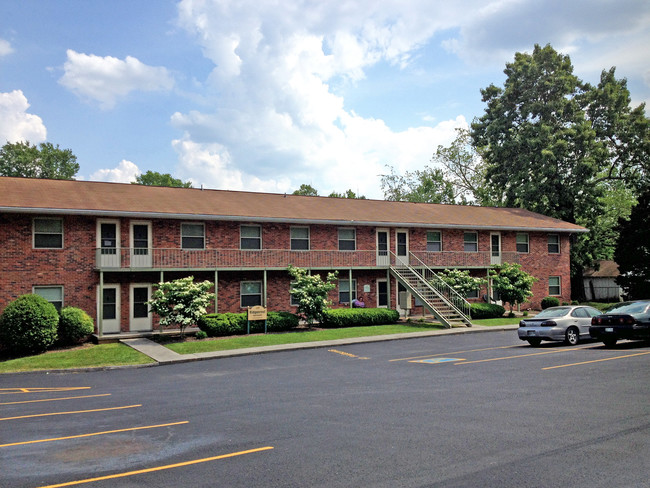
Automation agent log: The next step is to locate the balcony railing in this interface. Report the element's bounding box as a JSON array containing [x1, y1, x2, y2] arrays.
[[95, 248, 521, 270]]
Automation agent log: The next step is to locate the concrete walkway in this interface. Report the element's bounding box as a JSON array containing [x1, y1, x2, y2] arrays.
[[121, 325, 519, 365]]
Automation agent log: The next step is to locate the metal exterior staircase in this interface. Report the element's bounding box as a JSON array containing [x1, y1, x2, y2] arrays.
[[390, 252, 472, 328]]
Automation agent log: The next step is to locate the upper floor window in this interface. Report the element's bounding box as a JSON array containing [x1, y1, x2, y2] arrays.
[[463, 232, 478, 252], [290, 227, 310, 251], [427, 231, 442, 252], [516, 233, 529, 253], [33, 285, 63, 312], [181, 223, 205, 249], [338, 228, 356, 251], [33, 218, 63, 249], [549, 276, 561, 296], [548, 234, 560, 254], [241, 225, 262, 250]]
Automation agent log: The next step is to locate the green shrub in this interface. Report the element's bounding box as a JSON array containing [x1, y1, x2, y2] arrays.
[[470, 302, 505, 319], [198, 311, 299, 337], [195, 330, 208, 340], [320, 308, 400, 328], [0, 294, 58, 356], [541, 296, 560, 309], [58, 307, 94, 345]]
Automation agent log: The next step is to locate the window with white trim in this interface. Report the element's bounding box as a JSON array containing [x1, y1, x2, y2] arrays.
[[290, 281, 300, 306], [181, 223, 205, 249], [463, 232, 478, 252], [549, 276, 561, 296], [516, 233, 529, 253], [241, 225, 262, 250], [33, 218, 63, 249], [338, 228, 356, 251], [241, 281, 262, 307], [33, 286, 63, 312], [290, 227, 309, 250], [548, 234, 560, 254], [427, 231, 442, 252], [338, 279, 357, 303]]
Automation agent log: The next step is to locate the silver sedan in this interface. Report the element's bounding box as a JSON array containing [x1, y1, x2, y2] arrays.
[[518, 305, 602, 346]]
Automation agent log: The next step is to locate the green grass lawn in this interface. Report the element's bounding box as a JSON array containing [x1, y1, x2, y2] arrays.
[[0, 316, 522, 373], [0, 343, 155, 373]]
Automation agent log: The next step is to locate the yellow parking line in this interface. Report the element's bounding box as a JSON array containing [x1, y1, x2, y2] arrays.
[[0, 394, 111, 406], [0, 421, 188, 448], [36, 446, 275, 488], [455, 346, 592, 365], [390, 345, 520, 362], [543, 351, 650, 370], [0, 387, 91, 395], [0, 404, 141, 421]]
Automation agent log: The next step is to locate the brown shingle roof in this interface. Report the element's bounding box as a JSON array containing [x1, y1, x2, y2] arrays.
[[0, 177, 587, 232], [584, 260, 620, 277]]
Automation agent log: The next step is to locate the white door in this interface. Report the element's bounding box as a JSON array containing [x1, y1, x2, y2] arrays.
[[377, 279, 389, 308], [99, 285, 120, 334], [98, 220, 120, 268], [130, 284, 152, 331], [396, 230, 409, 266], [490, 232, 501, 265], [130, 222, 152, 268], [376, 229, 389, 266]]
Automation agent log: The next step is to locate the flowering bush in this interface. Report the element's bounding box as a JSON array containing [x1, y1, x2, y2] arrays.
[[288, 265, 337, 327]]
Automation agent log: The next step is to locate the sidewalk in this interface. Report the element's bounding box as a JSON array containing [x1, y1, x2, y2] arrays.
[[121, 324, 520, 365]]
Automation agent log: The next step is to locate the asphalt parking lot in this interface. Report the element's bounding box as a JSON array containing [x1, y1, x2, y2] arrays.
[[1, 331, 648, 487]]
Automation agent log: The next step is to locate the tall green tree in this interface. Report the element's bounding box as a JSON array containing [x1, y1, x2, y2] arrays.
[[292, 184, 319, 196], [133, 171, 193, 188], [0, 141, 79, 179], [614, 187, 650, 299], [380, 166, 456, 204], [471, 44, 649, 299]]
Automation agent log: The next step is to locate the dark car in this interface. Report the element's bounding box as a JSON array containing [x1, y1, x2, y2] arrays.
[[518, 305, 602, 346], [589, 300, 650, 347]]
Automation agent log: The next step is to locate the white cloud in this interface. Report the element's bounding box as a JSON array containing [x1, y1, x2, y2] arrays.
[[0, 38, 13, 57], [89, 160, 141, 183], [59, 50, 175, 109], [0, 90, 47, 143]]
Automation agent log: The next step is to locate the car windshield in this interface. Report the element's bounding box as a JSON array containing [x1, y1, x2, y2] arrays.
[[534, 307, 571, 318], [605, 302, 650, 315]]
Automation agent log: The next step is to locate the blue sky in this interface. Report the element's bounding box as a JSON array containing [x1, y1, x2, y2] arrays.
[[1, 0, 649, 199]]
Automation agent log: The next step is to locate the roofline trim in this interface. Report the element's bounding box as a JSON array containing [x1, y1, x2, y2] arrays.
[[0, 206, 590, 233]]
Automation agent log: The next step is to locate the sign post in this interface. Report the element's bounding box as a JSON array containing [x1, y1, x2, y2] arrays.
[[247, 306, 268, 334]]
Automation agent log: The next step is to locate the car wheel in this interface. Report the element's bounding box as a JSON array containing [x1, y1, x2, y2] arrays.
[[565, 327, 580, 346], [603, 337, 617, 348], [527, 338, 542, 347]]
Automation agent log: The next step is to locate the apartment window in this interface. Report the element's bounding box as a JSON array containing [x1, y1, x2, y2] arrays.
[[548, 234, 560, 254], [33, 218, 63, 249], [241, 225, 262, 250], [516, 233, 529, 253], [338, 228, 356, 251], [33, 286, 63, 312], [463, 232, 478, 252], [466, 289, 479, 299], [549, 276, 561, 296], [290, 281, 300, 306], [427, 231, 442, 252], [241, 281, 262, 307], [181, 223, 205, 249], [339, 279, 357, 303], [290, 227, 310, 250]]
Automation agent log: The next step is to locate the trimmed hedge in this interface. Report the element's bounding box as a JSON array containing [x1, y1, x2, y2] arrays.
[[320, 308, 400, 328], [541, 296, 560, 309], [0, 294, 59, 355], [58, 307, 94, 345], [470, 302, 505, 319], [198, 311, 299, 337]]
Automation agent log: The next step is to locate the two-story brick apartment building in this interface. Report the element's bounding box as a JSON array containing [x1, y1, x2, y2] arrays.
[[0, 177, 586, 335]]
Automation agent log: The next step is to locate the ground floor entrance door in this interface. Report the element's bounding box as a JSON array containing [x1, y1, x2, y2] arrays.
[[377, 279, 389, 308], [99, 285, 120, 334], [130, 284, 152, 331]]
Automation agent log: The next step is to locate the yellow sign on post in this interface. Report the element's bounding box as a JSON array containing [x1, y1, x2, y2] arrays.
[[247, 306, 267, 321]]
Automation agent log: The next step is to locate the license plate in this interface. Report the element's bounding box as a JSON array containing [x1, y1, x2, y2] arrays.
[[527, 331, 536, 336], [605, 328, 614, 332]]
